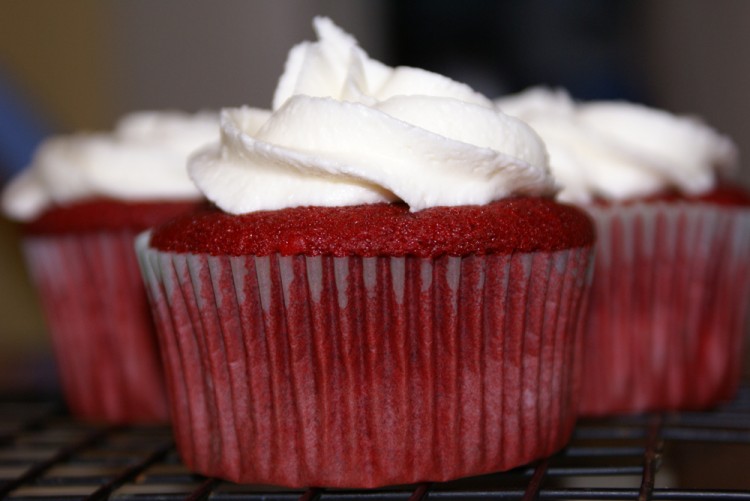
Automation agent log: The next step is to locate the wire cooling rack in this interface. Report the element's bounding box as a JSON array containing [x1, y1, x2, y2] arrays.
[[1, 387, 749, 500]]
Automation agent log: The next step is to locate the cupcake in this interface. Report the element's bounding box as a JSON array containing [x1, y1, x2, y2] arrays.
[[1, 110, 218, 423], [137, 18, 595, 487], [497, 87, 750, 415]]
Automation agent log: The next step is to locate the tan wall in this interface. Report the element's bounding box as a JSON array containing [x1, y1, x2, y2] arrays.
[[0, 0, 116, 130]]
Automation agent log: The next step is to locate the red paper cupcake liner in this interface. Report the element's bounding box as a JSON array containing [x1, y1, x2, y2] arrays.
[[581, 203, 750, 416], [138, 234, 593, 488], [23, 231, 169, 423]]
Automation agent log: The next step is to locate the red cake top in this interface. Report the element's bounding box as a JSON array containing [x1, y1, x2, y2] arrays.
[[680, 185, 750, 206], [149, 197, 595, 257], [22, 199, 200, 235], [593, 185, 750, 208]]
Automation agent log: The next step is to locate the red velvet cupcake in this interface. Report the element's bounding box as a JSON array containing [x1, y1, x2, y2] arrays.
[[497, 87, 750, 415], [1, 111, 218, 423], [136, 18, 596, 488], [138, 202, 594, 488]]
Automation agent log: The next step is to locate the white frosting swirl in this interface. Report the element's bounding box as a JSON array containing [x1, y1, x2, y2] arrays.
[[2, 111, 219, 221], [496, 87, 738, 203], [189, 17, 555, 214]]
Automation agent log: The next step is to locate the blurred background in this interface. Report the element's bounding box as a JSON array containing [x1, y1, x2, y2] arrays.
[[1, 0, 750, 394]]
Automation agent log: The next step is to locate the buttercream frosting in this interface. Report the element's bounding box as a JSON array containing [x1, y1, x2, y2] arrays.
[[2, 111, 219, 221], [189, 17, 555, 214], [496, 87, 738, 203]]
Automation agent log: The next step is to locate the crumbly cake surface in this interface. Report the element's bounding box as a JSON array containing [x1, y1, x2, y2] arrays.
[[23, 199, 201, 234], [593, 185, 750, 207], [149, 197, 595, 257], [686, 185, 750, 206]]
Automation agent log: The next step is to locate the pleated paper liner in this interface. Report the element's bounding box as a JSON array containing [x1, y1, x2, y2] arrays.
[[580, 203, 750, 416], [138, 233, 593, 488], [23, 231, 169, 423]]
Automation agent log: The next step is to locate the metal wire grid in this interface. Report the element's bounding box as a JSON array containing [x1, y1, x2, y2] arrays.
[[0, 387, 749, 501]]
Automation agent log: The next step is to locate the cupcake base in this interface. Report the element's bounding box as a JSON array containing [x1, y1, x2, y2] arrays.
[[138, 235, 593, 488], [24, 231, 169, 423], [581, 203, 750, 416]]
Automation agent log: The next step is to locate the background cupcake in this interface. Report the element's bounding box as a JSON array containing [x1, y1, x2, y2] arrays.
[[137, 18, 595, 488], [1, 110, 218, 423], [497, 88, 750, 415]]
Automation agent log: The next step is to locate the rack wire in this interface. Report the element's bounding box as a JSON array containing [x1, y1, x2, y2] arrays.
[[1, 386, 749, 500]]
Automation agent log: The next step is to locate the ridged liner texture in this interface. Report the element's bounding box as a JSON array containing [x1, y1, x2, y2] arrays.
[[137, 234, 593, 488], [581, 203, 750, 416], [23, 232, 169, 423]]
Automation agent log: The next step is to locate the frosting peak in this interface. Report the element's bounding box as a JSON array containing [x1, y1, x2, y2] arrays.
[[189, 18, 555, 214]]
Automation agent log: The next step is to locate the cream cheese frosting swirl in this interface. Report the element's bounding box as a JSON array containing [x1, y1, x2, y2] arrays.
[[496, 87, 738, 203], [189, 17, 555, 214], [2, 111, 219, 221]]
